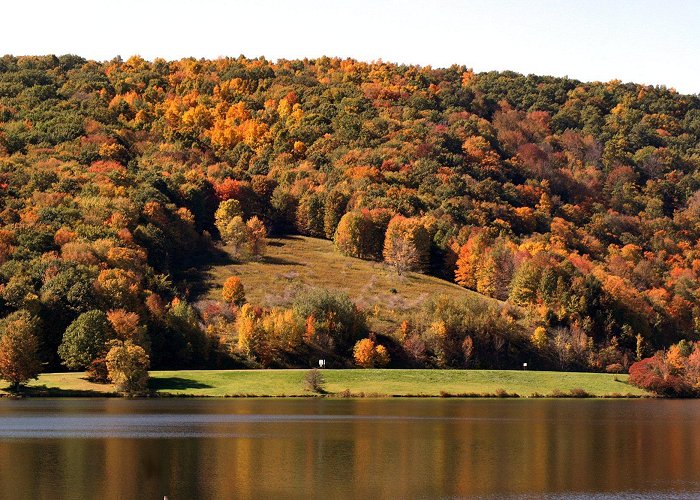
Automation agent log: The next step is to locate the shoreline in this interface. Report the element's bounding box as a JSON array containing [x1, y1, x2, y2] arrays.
[[1, 368, 652, 399]]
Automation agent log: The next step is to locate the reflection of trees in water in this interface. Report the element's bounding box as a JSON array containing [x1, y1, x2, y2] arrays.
[[0, 400, 699, 498]]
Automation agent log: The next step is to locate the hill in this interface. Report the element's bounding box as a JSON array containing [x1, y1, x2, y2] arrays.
[[200, 235, 499, 333], [0, 54, 698, 377]]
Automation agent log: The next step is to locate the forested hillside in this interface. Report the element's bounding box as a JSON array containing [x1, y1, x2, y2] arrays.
[[1, 54, 700, 375]]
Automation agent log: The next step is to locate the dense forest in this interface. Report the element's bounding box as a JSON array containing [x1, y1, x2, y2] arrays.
[[1, 54, 700, 382]]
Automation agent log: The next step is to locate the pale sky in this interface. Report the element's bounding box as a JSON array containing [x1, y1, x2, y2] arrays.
[[2, 0, 699, 94]]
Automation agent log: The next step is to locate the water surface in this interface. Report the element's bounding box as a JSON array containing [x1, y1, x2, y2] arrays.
[[0, 398, 697, 499]]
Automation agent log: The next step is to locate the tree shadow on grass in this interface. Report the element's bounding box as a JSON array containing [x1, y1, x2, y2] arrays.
[[263, 255, 301, 266], [149, 377, 213, 391], [12, 385, 117, 398]]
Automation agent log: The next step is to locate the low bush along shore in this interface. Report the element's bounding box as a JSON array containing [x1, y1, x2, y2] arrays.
[[2, 369, 650, 398]]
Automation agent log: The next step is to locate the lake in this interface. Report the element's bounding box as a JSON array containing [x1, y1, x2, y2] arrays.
[[0, 398, 697, 499]]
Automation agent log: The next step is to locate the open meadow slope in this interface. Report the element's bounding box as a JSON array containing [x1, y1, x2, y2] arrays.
[[200, 235, 501, 333]]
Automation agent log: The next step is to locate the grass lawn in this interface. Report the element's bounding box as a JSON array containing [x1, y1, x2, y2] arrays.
[[6, 369, 649, 398], [200, 235, 499, 332]]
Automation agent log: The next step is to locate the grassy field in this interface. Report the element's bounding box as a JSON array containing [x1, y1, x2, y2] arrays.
[[7, 369, 649, 398], [200, 235, 498, 332]]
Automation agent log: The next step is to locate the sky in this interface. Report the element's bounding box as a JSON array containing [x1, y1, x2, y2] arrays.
[[2, 0, 699, 94]]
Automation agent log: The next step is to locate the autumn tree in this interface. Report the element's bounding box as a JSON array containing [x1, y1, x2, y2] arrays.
[[0, 310, 41, 390], [107, 309, 148, 348], [235, 304, 268, 363], [383, 216, 430, 275], [94, 268, 141, 310], [353, 338, 376, 367], [353, 338, 391, 368], [296, 191, 325, 237], [454, 231, 490, 290], [246, 216, 267, 258], [222, 276, 246, 306], [531, 326, 548, 349], [334, 210, 389, 260], [105, 340, 150, 395], [214, 199, 244, 240], [221, 215, 249, 259]]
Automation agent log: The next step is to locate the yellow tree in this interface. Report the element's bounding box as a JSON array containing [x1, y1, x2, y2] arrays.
[[222, 276, 246, 306], [0, 311, 41, 391]]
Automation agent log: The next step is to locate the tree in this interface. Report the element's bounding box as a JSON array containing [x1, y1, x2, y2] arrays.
[[246, 216, 267, 257], [0, 311, 41, 390], [353, 338, 376, 367], [353, 338, 391, 367], [214, 199, 243, 239], [334, 210, 388, 260], [107, 309, 148, 348], [508, 260, 542, 305], [296, 192, 325, 237], [375, 345, 390, 367], [94, 268, 141, 310], [454, 231, 490, 290], [323, 190, 349, 239], [58, 310, 114, 370], [334, 211, 365, 258], [222, 276, 246, 306], [236, 303, 265, 359], [221, 215, 250, 259], [105, 341, 150, 395], [531, 326, 548, 349], [383, 216, 430, 275]]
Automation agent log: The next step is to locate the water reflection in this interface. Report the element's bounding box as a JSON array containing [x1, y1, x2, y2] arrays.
[[0, 399, 697, 499]]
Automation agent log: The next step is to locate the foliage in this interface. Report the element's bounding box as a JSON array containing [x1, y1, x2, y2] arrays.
[[293, 288, 368, 353], [234, 303, 304, 365], [105, 340, 150, 395], [0, 310, 41, 389], [222, 276, 246, 306], [58, 310, 114, 370], [383, 216, 430, 275], [530, 327, 548, 350], [353, 338, 391, 367], [629, 342, 700, 396], [0, 54, 699, 372]]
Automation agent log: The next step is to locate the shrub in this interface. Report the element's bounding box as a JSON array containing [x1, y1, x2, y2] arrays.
[[628, 354, 692, 397], [293, 288, 367, 353], [304, 368, 325, 393], [605, 363, 624, 373], [569, 388, 591, 398]]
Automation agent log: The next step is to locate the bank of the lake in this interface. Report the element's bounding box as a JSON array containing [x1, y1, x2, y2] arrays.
[[8, 369, 650, 398]]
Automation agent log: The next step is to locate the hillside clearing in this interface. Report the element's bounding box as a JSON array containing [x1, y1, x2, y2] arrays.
[[199, 235, 500, 332]]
